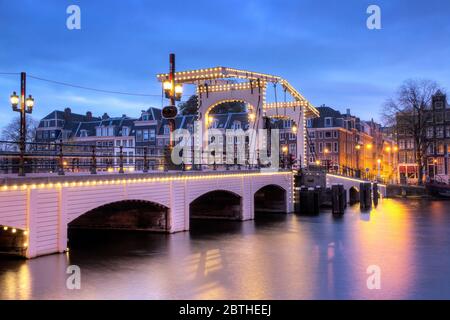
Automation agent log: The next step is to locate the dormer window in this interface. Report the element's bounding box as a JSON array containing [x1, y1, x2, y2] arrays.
[[122, 127, 129, 136], [80, 130, 88, 137], [164, 125, 170, 135], [232, 120, 241, 130], [325, 117, 333, 127], [142, 114, 149, 121]]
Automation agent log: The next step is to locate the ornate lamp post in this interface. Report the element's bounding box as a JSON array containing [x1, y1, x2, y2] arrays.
[[10, 72, 35, 176]]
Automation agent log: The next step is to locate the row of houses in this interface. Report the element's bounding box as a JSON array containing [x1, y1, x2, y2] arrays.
[[33, 106, 297, 172], [306, 106, 397, 182]]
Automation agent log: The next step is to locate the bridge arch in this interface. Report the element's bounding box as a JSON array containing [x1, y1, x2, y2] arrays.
[[254, 184, 287, 214], [189, 189, 242, 221], [68, 199, 169, 232]]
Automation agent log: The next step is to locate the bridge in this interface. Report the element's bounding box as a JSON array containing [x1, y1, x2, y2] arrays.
[[0, 66, 385, 259], [0, 170, 293, 258]]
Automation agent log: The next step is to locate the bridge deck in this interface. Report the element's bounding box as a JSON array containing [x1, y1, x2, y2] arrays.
[[0, 169, 289, 186]]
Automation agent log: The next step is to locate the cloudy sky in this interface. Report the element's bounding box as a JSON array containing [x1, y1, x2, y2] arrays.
[[0, 0, 449, 128]]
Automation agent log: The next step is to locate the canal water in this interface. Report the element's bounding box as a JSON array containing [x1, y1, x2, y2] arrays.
[[1, 199, 450, 300]]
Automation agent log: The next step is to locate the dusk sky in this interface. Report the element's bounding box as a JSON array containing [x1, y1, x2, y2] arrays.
[[1, 0, 449, 128]]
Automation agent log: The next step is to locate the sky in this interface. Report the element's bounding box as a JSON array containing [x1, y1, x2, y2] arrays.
[[0, 0, 449, 128]]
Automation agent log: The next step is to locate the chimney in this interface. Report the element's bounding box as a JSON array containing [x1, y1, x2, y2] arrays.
[[64, 108, 72, 119], [122, 114, 127, 118], [86, 111, 93, 121], [102, 113, 109, 120], [346, 108, 351, 116]]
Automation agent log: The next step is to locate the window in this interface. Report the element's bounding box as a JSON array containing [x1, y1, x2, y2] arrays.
[[406, 139, 414, 149], [426, 127, 434, 138], [309, 131, 315, 139], [50, 131, 56, 138], [129, 139, 133, 147], [116, 140, 121, 147], [318, 132, 323, 139], [435, 112, 444, 124], [122, 127, 129, 136], [333, 131, 338, 138], [96, 127, 102, 136], [446, 112, 450, 122], [136, 130, 143, 142], [325, 131, 332, 139], [399, 139, 406, 150], [318, 142, 323, 153], [142, 114, 149, 121], [435, 101, 444, 109], [437, 142, 445, 155], [436, 126, 444, 138], [123, 140, 127, 147], [446, 126, 450, 138], [232, 121, 241, 130], [143, 129, 149, 141], [324, 117, 332, 127], [164, 125, 170, 134], [306, 119, 313, 128], [283, 120, 292, 128], [333, 142, 338, 153], [309, 143, 315, 153], [80, 130, 88, 137], [428, 143, 435, 154]]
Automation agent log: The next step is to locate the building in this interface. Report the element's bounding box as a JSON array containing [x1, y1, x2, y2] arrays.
[[424, 90, 450, 181], [306, 105, 397, 182]]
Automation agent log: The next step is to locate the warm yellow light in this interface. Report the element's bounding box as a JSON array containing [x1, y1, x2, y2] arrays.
[[25, 95, 34, 108], [174, 84, 183, 94], [23, 242, 28, 247], [393, 146, 398, 152], [248, 113, 255, 121], [158, 166, 164, 171], [12, 228, 16, 233], [24, 231, 28, 236], [366, 144, 373, 150], [355, 145, 361, 150], [163, 81, 172, 91], [292, 125, 298, 133], [315, 160, 320, 165], [10, 91, 19, 106], [63, 161, 68, 166], [208, 115, 214, 124], [107, 168, 114, 173], [282, 146, 288, 153], [433, 159, 438, 164], [324, 148, 329, 154], [377, 159, 381, 164], [3, 226, 7, 231]]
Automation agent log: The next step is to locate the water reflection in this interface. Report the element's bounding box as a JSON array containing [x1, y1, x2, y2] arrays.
[[1, 199, 450, 299]]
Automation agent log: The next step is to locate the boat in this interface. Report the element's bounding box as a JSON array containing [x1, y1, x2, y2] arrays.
[[426, 176, 450, 199]]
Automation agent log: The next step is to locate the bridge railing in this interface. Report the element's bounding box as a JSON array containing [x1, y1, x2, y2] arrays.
[[308, 163, 389, 184], [0, 140, 292, 177]]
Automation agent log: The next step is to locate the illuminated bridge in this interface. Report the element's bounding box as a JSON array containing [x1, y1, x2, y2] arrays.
[[0, 66, 385, 259]]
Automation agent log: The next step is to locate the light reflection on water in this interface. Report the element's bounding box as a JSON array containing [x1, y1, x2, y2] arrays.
[[1, 199, 450, 300]]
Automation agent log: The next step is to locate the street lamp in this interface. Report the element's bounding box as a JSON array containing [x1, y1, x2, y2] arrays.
[[10, 72, 35, 176], [282, 145, 288, 169], [291, 124, 298, 134]]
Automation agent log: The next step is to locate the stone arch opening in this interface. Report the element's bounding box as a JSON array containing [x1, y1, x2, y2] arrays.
[[0, 225, 27, 256], [68, 200, 169, 232], [349, 187, 360, 204], [189, 190, 242, 221], [254, 184, 287, 214]]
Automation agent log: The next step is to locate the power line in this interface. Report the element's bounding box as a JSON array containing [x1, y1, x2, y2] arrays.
[[0, 72, 20, 75], [27, 74, 162, 97]]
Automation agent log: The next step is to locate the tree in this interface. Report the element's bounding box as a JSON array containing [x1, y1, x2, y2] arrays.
[[178, 95, 247, 115], [382, 79, 441, 185], [0, 115, 38, 151], [178, 95, 199, 115]]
